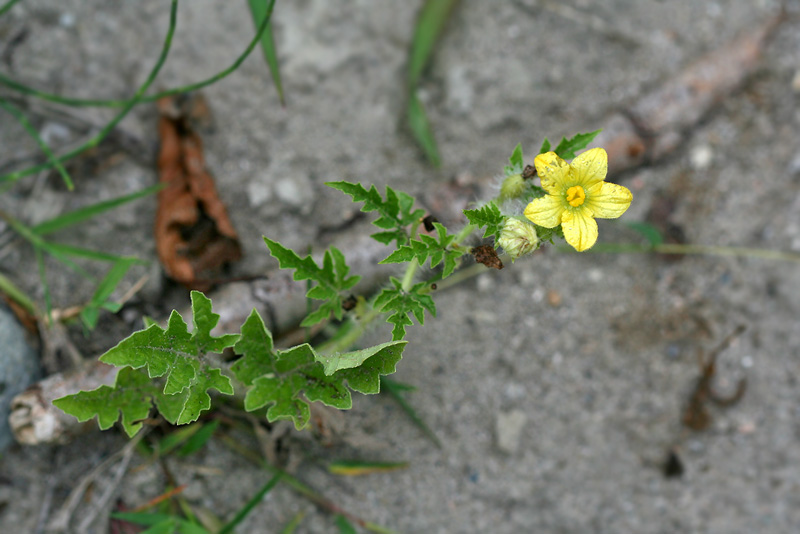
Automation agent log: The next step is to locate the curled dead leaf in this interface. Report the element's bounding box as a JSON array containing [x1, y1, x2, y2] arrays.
[[155, 95, 242, 291]]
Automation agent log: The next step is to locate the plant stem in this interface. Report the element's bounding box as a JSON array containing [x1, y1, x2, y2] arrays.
[[0, 0, 276, 110], [0, 0, 181, 184], [0, 98, 74, 189], [0, 0, 20, 17]]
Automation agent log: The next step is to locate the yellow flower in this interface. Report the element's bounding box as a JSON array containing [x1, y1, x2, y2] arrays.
[[523, 148, 632, 251]]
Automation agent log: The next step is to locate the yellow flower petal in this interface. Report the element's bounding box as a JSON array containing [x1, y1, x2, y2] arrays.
[[534, 152, 569, 194], [561, 209, 598, 251], [524, 195, 563, 228], [586, 182, 633, 219], [569, 148, 607, 189]]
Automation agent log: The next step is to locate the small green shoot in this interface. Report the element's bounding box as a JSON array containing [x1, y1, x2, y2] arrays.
[[406, 0, 461, 165], [248, 0, 285, 106]]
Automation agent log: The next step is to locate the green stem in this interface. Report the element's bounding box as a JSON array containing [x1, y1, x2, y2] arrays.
[[0, 0, 20, 17], [453, 222, 477, 246], [0, 0, 276, 110], [0, 97, 74, 190], [569, 242, 800, 263], [0, 0, 181, 185], [400, 257, 419, 292]]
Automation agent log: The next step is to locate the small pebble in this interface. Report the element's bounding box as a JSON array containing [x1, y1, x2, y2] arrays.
[[495, 409, 527, 454], [689, 144, 713, 171]]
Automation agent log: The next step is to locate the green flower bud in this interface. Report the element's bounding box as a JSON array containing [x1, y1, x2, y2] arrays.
[[497, 217, 539, 262], [499, 173, 526, 200]]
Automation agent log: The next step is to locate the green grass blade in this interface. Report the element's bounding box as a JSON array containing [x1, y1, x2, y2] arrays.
[[0, 0, 21, 17], [407, 93, 440, 166], [218, 474, 282, 534], [335, 515, 357, 534], [328, 460, 409, 476], [0, 0, 276, 110], [0, 272, 37, 316], [0, 97, 74, 190], [42, 242, 146, 264], [381, 377, 442, 448], [280, 512, 306, 534], [32, 184, 161, 236], [80, 257, 137, 330], [0, 0, 180, 185], [178, 419, 219, 456], [406, 0, 459, 166], [248, 0, 285, 106], [2, 213, 95, 279], [408, 0, 459, 87]]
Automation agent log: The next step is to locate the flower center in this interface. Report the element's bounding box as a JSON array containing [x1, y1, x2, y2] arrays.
[[566, 185, 586, 207]]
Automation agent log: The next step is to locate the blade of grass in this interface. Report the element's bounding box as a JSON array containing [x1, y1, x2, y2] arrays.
[[280, 512, 306, 534], [0, 0, 180, 185], [80, 258, 138, 330], [1, 212, 96, 279], [380, 377, 442, 448], [0, 0, 21, 17], [406, 0, 459, 166], [42, 242, 146, 264], [0, 271, 38, 316], [178, 419, 219, 456], [408, 0, 459, 87], [218, 434, 399, 534], [407, 93, 440, 166], [31, 184, 162, 235], [328, 460, 409, 476], [218, 474, 282, 534], [248, 0, 285, 106], [0, 0, 277, 110], [0, 97, 74, 190], [335, 515, 357, 534]]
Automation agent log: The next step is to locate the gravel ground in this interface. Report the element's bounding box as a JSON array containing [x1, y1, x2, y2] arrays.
[[1, 1, 800, 532]]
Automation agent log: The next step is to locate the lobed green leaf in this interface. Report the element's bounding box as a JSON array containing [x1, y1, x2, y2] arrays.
[[551, 129, 602, 160], [464, 202, 504, 241], [375, 278, 437, 341], [53, 367, 157, 437], [264, 238, 361, 326], [234, 310, 405, 429], [326, 181, 425, 247], [503, 143, 524, 176]]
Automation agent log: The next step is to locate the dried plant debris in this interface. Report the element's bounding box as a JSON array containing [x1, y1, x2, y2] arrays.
[[471, 244, 503, 270], [682, 325, 747, 432], [155, 94, 241, 291]]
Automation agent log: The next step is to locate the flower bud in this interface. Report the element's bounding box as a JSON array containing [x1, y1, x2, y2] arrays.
[[497, 217, 539, 262], [499, 173, 525, 200]]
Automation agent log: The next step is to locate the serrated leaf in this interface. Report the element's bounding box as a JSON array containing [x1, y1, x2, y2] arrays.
[[624, 221, 664, 247], [503, 143, 524, 176], [232, 310, 275, 385], [234, 310, 407, 429], [67, 292, 239, 430], [53, 367, 157, 437], [316, 341, 406, 375], [464, 202, 504, 240], [100, 292, 237, 397], [376, 279, 437, 341], [552, 129, 602, 160], [264, 239, 361, 326], [379, 222, 463, 277], [326, 181, 425, 247], [539, 138, 551, 154]]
